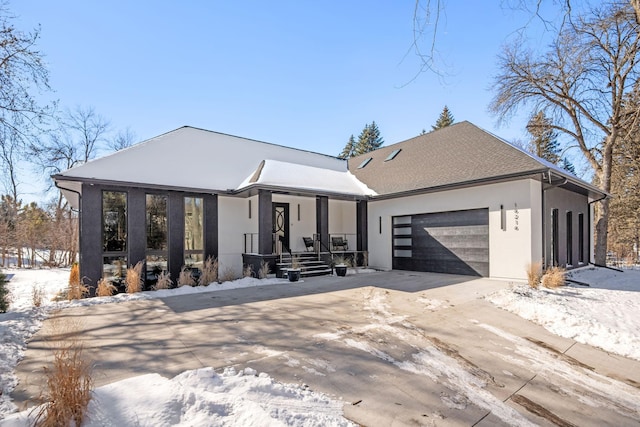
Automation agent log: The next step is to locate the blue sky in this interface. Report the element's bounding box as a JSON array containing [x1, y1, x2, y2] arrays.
[[12, 1, 557, 164]]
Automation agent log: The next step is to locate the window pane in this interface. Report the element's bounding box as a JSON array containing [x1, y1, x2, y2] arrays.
[[103, 191, 127, 252], [146, 194, 168, 251], [185, 197, 203, 251], [103, 256, 127, 281], [146, 254, 167, 274]]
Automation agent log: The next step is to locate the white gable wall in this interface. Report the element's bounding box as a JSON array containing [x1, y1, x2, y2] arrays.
[[367, 179, 543, 280], [218, 195, 257, 277]]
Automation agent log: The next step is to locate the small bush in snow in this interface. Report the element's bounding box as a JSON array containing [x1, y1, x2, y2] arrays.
[[125, 261, 144, 293], [199, 256, 218, 286], [67, 263, 89, 300], [542, 266, 566, 289], [153, 271, 172, 290], [258, 260, 270, 279], [178, 266, 196, 287], [526, 262, 542, 289], [0, 271, 9, 312], [96, 278, 117, 297], [32, 285, 45, 307]]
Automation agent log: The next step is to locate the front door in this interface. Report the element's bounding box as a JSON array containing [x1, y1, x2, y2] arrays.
[[273, 203, 290, 253]]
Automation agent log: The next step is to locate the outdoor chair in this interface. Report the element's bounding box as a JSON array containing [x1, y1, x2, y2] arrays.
[[303, 237, 315, 252], [331, 236, 348, 251]]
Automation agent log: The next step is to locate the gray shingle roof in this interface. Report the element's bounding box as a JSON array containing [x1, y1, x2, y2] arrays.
[[349, 121, 548, 195]]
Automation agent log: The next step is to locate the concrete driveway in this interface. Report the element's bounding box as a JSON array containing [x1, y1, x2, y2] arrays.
[[12, 271, 640, 426]]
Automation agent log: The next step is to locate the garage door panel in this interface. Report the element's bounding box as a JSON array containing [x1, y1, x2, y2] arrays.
[[392, 208, 489, 277]]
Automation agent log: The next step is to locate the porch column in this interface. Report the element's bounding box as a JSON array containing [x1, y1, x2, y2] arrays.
[[357, 200, 368, 251], [79, 183, 102, 291], [168, 192, 185, 282], [316, 196, 329, 251], [204, 194, 218, 259], [258, 190, 273, 254], [128, 188, 146, 268]]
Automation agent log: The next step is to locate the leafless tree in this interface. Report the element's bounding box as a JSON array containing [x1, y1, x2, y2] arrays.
[[110, 127, 137, 151], [490, 2, 640, 264]]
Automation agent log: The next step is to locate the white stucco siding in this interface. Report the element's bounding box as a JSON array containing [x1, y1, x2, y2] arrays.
[[367, 179, 542, 280], [328, 200, 357, 237], [273, 195, 317, 252], [218, 195, 257, 276]]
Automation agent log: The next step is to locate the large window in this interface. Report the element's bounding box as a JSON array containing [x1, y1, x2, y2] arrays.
[[184, 196, 204, 269], [146, 194, 168, 273], [102, 191, 127, 280]]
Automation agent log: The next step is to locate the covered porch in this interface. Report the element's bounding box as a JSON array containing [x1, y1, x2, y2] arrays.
[[237, 190, 369, 278]]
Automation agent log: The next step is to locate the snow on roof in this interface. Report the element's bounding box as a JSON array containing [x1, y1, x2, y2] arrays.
[[237, 159, 377, 196], [55, 126, 346, 193]]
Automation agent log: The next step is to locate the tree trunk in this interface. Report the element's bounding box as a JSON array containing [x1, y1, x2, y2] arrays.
[[594, 139, 615, 265]]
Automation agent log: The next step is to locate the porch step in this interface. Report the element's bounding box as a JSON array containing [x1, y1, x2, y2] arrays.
[[276, 253, 332, 278]]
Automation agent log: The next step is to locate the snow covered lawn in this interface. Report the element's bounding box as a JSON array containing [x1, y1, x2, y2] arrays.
[[487, 266, 640, 361], [0, 269, 353, 425]]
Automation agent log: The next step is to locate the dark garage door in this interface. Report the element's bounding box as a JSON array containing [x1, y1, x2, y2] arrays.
[[392, 208, 489, 276]]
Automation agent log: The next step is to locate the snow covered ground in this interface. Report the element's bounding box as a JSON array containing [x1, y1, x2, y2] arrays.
[[0, 269, 353, 425], [1, 265, 639, 425], [487, 266, 640, 361]]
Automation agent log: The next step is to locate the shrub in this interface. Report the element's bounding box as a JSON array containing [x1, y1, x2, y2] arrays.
[[178, 266, 196, 287], [290, 255, 301, 269], [525, 262, 543, 289], [33, 319, 93, 427], [219, 267, 237, 283], [32, 285, 45, 307], [243, 264, 253, 278], [199, 256, 218, 286], [542, 266, 566, 289], [153, 271, 172, 290], [96, 278, 117, 297], [0, 271, 9, 313], [125, 261, 144, 293], [258, 260, 270, 279]]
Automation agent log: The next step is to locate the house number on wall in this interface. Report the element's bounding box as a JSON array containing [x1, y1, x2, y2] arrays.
[[514, 203, 519, 231]]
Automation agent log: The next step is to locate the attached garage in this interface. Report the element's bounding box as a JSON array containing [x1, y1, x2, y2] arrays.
[[392, 208, 489, 276]]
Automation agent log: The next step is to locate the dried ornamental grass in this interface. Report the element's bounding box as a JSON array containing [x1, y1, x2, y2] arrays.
[[153, 271, 172, 290], [32, 285, 45, 307], [67, 281, 89, 300], [96, 278, 117, 297], [258, 260, 270, 279], [199, 256, 218, 286], [125, 261, 144, 293], [33, 319, 93, 427], [219, 267, 237, 283], [542, 266, 566, 289], [526, 262, 543, 289], [243, 264, 253, 278], [68, 263, 80, 287], [178, 266, 196, 287]]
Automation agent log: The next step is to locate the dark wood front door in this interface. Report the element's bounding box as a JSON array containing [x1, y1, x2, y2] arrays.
[[272, 203, 290, 252]]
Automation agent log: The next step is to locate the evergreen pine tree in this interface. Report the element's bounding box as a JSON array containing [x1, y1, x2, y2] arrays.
[[0, 271, 8, 313], [355, 121, 384, 155], [338, 134, 357, 159], [432, 106, 455, 130], [526, 111, 576, 174]]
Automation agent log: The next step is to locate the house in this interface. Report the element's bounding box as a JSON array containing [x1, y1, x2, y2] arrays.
[[53, 121, 605, 288]]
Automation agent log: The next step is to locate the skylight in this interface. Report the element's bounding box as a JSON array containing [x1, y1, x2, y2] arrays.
[[384, 149, 402, 161], [357, 158, 372, 169]]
